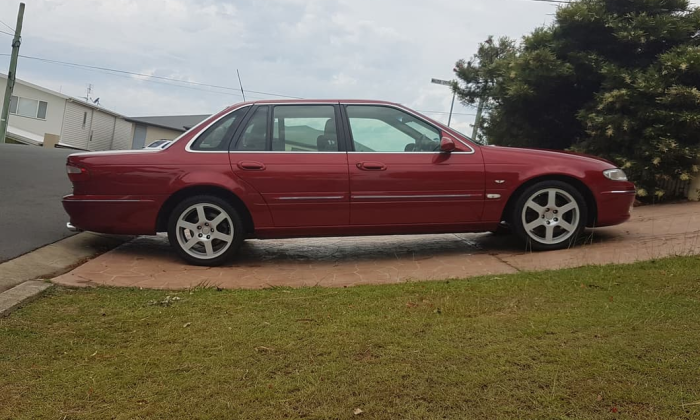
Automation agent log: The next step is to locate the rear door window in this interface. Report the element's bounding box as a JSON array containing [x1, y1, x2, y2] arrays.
[[235, 106, 269, 151], [272, 105, 338, 152]]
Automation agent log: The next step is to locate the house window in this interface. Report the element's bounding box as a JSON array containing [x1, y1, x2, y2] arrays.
[[9, 95, 48, 120], [37, 101, 47, 119]]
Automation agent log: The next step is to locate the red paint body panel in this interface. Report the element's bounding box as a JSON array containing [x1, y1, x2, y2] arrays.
[[62, 100, 635, 238], [347, 145, 485, 225], [230, 153, 349, 227]]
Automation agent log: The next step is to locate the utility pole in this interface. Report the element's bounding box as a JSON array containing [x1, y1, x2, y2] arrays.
[[447, 91, 456, 127], [430, 78, 455, 127], [0, 2, 25, 144], [471, 99, 484, 142]]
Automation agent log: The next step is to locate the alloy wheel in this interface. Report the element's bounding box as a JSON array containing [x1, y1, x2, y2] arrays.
[[520, 188, 580, 245], [175, 203, 234, 260]]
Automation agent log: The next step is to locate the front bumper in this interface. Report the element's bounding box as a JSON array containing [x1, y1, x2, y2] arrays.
[[595, 189, 636, 227]]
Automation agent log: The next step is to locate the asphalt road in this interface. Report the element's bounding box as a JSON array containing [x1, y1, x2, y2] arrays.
[[0, 144, 75, 262]]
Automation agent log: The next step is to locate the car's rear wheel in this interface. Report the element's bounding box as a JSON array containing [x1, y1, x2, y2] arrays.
[[167, 195, 244, 266], [511, 180, 587, 251]]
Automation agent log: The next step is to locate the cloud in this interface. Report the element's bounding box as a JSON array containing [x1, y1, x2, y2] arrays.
[[0, 0, 564, 121]]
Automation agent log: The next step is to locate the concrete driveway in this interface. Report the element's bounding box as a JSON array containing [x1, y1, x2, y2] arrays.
[[0, 144, 74, 262], [53, 201, 700, 290]]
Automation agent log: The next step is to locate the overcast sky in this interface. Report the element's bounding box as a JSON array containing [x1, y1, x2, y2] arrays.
[[0, 0, 574, 133]]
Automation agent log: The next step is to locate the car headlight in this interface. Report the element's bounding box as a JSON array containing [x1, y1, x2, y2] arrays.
[[603, 168, 628, 181]]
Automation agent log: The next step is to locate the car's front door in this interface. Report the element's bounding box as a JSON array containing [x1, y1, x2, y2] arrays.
[[344, 104, 484, 226], [229, 104, 349, 227]]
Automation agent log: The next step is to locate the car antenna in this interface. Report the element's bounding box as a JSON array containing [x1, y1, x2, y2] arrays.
[[237, 69, 246, 101]]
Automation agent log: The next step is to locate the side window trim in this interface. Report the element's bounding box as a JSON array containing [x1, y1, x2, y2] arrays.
[[342, 104, 447, 153], [338, 104, 354, 152], [333, 104, 351, 152], [266, 104, 274, 151]]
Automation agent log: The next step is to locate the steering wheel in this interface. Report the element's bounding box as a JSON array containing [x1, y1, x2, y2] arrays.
[[415, 135, 436, 152], [414, 135, 425, 152]]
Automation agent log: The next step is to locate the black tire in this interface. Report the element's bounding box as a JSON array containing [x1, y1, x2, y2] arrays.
[[167, 195, 245, 266], [489, 222, 511, 236], [511, 180, 588, 251]]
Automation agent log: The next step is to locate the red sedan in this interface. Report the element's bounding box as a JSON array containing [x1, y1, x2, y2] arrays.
[[63, 100, 636, 266]]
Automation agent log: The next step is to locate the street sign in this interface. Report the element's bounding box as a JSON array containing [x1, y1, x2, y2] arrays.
[[431, 78, 452, 86]]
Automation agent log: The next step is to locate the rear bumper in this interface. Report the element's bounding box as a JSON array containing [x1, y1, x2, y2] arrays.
[[594, 189, 636, 227], [66, 222, 82, 232], [62, 194, 162, 235]]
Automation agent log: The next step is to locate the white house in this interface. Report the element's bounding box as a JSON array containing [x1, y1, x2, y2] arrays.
[[0, 73, 134, 150], [126, 114, 209, 148]]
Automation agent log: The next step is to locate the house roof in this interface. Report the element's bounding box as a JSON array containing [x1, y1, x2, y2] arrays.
[[125, 114, 211, 132], [0, 73, 128, 119]]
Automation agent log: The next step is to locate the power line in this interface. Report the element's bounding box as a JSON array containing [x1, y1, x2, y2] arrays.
[[0, 53, 476, 117], [2, 54, 303, 99], [0, 53, 265, 100], [0, 30, 14, 37], [0, 19, 14, 32]]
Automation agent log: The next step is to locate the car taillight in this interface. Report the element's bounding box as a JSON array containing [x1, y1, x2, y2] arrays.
[[66, 164, 89, 181]]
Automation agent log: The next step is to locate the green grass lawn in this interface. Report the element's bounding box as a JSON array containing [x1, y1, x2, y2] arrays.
[[2, 257, 700, 419]]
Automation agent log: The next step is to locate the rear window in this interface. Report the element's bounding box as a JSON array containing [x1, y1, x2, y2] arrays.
[[190, 107, 249, 151]]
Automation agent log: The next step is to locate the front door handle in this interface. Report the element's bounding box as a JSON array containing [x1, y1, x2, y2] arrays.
[[238, 161, 266, 171], [357, 161, 387, 171]]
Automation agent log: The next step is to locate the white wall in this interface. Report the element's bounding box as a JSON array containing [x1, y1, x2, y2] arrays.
[[90, 110, 115, 151], [113, 118, 134, 150], [61, 101, 93, 149], [0, 76, 134, 151], [60, 100, 134, 151], [145, 125, 183, 143], [0, 80, 66, 141]]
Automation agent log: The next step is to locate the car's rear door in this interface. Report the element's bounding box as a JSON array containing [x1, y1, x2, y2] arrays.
[[229, 103, 349, 227], [343, 104, 484, 226]]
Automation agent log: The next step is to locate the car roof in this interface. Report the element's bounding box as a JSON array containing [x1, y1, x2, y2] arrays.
[[236, 99, 401, 106]]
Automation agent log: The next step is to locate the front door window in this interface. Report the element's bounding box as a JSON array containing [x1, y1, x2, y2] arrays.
[[346, 106, 441, 152]]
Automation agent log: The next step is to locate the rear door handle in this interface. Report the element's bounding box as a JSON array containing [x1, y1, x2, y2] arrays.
[[357, 161, 387, 171], [237, 161, 266, 171]]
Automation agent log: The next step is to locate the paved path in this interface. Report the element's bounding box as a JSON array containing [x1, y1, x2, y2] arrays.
[[0, 144, 74, 262], [53, 202, 700, 290]]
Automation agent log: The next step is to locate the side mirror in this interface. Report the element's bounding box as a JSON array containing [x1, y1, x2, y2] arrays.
[[440, 137, 456, 153]]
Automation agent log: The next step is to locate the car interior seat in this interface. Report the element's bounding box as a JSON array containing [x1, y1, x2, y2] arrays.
[[316, 119, 338, 151]]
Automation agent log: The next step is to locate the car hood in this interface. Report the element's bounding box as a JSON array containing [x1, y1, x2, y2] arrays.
[[482, 145, 616, 167]]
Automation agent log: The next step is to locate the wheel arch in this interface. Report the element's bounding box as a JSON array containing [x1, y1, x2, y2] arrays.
[[156, 185, 255, 234], [501, 175, 598, 227]]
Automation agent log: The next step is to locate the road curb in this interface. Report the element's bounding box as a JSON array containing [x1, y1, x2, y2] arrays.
[[0, 232, 132, 293], [0, 281, 53, 317]]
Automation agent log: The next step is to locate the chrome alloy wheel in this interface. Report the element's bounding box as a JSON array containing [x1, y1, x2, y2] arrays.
[[520, 188, 580, 245], [175, 203, 234, 260]]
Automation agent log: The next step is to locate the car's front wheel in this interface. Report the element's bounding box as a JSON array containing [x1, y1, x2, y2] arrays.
[[511, 181, 587, 251], [167, 195, 244, 266]]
